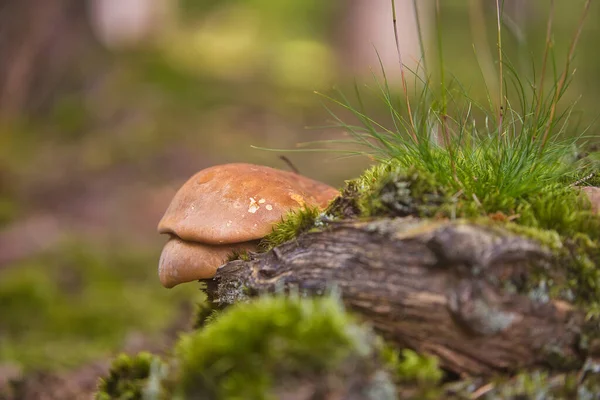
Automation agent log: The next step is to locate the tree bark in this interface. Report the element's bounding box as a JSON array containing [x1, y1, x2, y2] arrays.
[[212, 217, 585, 376]]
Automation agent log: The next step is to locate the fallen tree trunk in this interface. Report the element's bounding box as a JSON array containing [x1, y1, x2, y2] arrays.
[[211, 217, 585, 376]]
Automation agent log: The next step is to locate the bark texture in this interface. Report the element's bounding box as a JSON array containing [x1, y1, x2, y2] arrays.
[[213, 217, 585, 376]]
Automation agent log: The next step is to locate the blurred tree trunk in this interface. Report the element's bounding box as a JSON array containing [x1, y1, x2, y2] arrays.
[[337, 0, 532, 83], [337, 0, 432, 82], [0, 0, 107, 119]]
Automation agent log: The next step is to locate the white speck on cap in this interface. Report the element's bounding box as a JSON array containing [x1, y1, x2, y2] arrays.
[[266, 204, 273, 211], [258, 199, 266, 204], [248, 197, 260, 213]]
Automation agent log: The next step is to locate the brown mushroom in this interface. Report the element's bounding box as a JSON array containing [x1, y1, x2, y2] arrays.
[[157, 163, 339, 288]]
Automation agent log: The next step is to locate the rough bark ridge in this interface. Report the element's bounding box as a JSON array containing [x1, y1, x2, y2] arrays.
[[213, 217, 584, 376]]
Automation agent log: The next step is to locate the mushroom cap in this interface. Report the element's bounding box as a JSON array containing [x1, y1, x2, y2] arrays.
[[157, 163, 339, 244], [159, 236, 257, 288]]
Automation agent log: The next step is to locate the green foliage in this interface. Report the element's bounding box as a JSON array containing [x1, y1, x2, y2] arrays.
[[190, 300, 220, 330], [441, 370, 587, 399], [441, 364, 600, 399], [225, 249, 250, 262], [316, 79, 595, 225], [563, 234, 600, 309], [96, 352, 159, 400], [0, 240, 197, 370], [354, 163, 448, 218], [172, 295, 391, 399], [259, 206, 321, 251], [328, 158, 599, 237], [382, 347, 443, 385], [483, 370, 580, 399]]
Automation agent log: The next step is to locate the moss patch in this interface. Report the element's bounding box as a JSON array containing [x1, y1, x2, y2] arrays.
[[225, 249, 251, 262], [0, 240, 198, 371], [480, 368, 600, 399], [190, 299, 220, 330], [383, 348, 443, 385], [333, 160, 600, 239], [171, 295, 395, 399], [95, 352, 162, 400], [258, 206, 322, 251]]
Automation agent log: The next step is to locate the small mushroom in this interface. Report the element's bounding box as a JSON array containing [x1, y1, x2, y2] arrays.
[[157, 163, 339, 288]]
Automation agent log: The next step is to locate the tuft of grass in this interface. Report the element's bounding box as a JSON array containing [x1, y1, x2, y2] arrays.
[[312, 68, 593, 217], [327, 159, 600, 239], [256, 0, 596, 225]]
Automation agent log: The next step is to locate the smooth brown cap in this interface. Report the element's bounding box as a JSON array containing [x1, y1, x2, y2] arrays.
[[158, 237, 257, 288], [158, 163, 339, 244]]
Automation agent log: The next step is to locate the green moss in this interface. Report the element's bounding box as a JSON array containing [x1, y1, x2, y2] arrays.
[[190, 300, 220, 330], [379, 347, 444, 400], [438, 364, 600, 399], [491, 222, 564, 252], [360, 162, 600, 241], [259, 206, 321, 251], [96, 352, 161, 400], [482, 370, 581, 399], [382, 346, 443, 384], [320, 152, 600, 237], [226, 249, 251, 262], [0, 240, 198, 371], [355, 164, 448, 219], [325, 162, 396, 219], [493, 222, 600, 318], [171, 295, 395, 399]]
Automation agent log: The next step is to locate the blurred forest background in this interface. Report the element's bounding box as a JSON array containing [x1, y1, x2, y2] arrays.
[[0, 0, 599, 396]]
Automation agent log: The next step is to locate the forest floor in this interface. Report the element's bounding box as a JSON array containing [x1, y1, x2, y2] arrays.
[[0, 94, 368, 397]]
